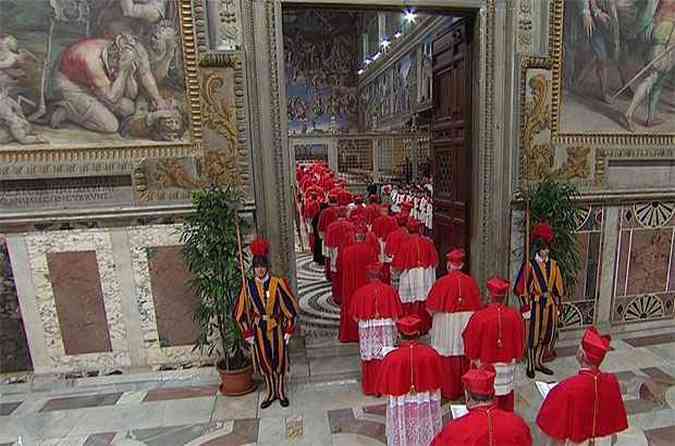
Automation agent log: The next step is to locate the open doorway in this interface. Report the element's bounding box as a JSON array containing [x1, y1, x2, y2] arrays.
[[282, 5, 477, 340]]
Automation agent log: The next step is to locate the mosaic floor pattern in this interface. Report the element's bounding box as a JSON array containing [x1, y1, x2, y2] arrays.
[[296, 253, 339, 339]]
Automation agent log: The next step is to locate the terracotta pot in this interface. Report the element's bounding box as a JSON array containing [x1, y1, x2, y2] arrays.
[[217, 362, 256, 396]]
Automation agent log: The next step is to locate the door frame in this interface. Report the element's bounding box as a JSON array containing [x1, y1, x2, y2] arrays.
[[240, 0, 517, 290]]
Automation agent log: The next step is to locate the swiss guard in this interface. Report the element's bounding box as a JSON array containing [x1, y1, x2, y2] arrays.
[[234, 239, 299, 409], [537, 327, 628, 445], [513, 222, 563, 378]]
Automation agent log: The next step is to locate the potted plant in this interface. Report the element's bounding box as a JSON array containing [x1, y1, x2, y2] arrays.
[[519, 176, 583, 362], [523, 176, 582, 292], [181, 185, 256, 396]]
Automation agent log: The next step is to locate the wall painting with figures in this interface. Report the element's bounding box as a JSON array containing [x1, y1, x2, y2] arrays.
[[0, 0, 192, 150], [282, 9, 360, 135], [554, 0, 675, 142]]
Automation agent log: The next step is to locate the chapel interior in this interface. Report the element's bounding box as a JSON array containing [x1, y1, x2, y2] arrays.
[[0, 0, 674, 444]]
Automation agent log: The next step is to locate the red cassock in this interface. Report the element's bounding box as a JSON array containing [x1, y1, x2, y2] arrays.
[[377, 341, 445, 446], [350, 281, 403, 395], [350, 205, 367, 221], [536, 370, 628, 444], [392, 235, 438, 317], [365, 204, 382, 225], [366, 231, 380, 258], [425, 271, 482, 400], [430, 404, 533, 446], [373, 215, 398, 242], [372, 215, 398, 283], [462, 304, 525, 411], [325, 219, 355, 304], [384, 228, 409, 264], [377, 341, 444, 396], [318, 206, 339, 278], [338, 241, 379, 343]]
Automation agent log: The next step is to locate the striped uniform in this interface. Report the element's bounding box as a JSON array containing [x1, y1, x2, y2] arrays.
[[514, 256, 564, 375], [235, 275, 298, 401]]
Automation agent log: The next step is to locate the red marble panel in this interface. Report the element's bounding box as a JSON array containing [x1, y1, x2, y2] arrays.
[[143, 385, 218, 402], [147, 246, 199, 347], [626, 229, 673, 296], [47, 251, 112, 355]]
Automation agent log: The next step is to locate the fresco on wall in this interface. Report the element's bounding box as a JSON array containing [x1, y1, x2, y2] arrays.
[[294, 143, 328, 162], [558, 0, 675, 136], [282, 9, 359, 135], [0, 0, 189, 148]]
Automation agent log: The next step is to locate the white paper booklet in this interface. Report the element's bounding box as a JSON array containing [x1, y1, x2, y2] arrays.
[[450, 404, 469, 419], [536, 381, 558, 399]]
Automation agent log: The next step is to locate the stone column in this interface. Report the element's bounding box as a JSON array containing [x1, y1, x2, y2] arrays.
[[241, 0, 297, 288]]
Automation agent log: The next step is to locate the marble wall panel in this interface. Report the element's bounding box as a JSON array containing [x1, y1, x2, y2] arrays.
[[560, 206, 603, 329], [612, 203, 675, 325], [24, 229, 129, 371], [0, 235, 32, 373], [147, 246, 200, 347], [128, 225, 206, 366], [46, 251, 112, 355]]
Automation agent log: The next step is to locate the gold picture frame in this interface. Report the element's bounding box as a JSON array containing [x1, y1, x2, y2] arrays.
[[0, 0, 204, 164], [549, 0, 675, 145]]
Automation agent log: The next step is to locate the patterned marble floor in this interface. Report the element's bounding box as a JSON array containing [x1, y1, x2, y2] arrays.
[[296, 253, 339, 339], [2, 328, 675, 445]]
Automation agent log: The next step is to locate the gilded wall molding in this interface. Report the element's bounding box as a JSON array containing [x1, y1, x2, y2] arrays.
[[0, 0, 203, 164], [548, 0, 675, 146], [516, 0, 533, 54]]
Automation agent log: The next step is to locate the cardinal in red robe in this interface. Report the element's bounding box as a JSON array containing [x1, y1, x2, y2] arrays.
[[351, 262, 403, 395], [317, 194, 340, 278], [393, 218, 438, 317], [373, 207, 399, 284], [385, 214, 410, 290], [338, 224, 379, 343], [536, 327, 628, 446], [365, 195, 382, 225], [431, 364, 533, 446], [377, 315, 444, 446], [425, 248, 482, 400], [463, 277, 525, 411], [325, 209, 354, 304]]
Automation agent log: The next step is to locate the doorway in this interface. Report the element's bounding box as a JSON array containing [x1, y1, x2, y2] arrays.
[[279, 5, 477, 340], [243, 0, 511, 312]]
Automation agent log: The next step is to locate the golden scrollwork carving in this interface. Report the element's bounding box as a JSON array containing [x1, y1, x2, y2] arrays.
[[553, 146, 592, 180], [201, 72, 238, 152], [521, 66, 592, 184], [521, 70, 553, 183]]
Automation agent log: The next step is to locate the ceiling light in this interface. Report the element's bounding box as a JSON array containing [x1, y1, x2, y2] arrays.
[[394, 32, 402, 39], [380, 39, 391, 49], [404, 9, 417, 23], [357, 69, 364, 75]]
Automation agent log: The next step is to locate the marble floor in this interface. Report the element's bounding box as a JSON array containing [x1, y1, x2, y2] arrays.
[[1, 326, 675, 445], [2, 252, 675, 445]]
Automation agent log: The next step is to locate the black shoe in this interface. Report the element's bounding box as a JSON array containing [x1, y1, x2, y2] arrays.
[[536, 366, 554, 376], [526, 369, 535, 379], [279, 398, 290, 407], [260, 397, 276, 409]]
